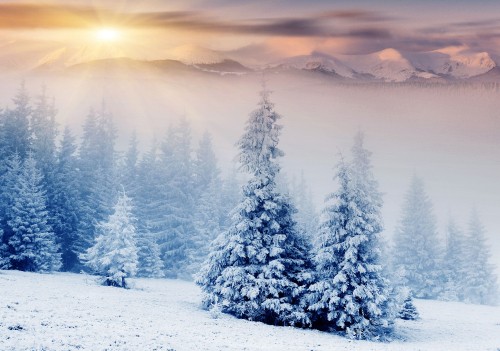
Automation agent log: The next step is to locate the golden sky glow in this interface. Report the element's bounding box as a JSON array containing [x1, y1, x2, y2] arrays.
[[95, 28, 121, 42], [0, 1, 499, 62]]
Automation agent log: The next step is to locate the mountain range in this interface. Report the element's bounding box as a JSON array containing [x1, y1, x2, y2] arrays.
[[1, 41, 499, 83]]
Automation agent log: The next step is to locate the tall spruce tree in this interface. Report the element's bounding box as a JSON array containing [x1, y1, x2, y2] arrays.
[[0, 84, 32, 251], [392, 175, 443, 299], [188, 132, 222, 277], [188, 178, 222, 277], [75, 107, 117, 269], [121, 132, 140, 196], [1, 83, 32, 160], [134, 142, 165, 278], [197, 88, 314, 327], [463, 210, 499, 305], [83, 192, 138, 288], [7, 154, 61, 272], [439, 219, 467, 301], [0, 154, 22, 269], [307, 154, 393, 340], [160, 119, 195, 279], [290, 171, 318, 242], [52, 128, 82, 271]]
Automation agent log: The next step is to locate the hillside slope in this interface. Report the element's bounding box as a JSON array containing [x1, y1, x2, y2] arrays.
[[0, 271, 499, 351]]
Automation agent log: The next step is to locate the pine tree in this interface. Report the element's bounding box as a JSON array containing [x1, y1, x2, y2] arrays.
[[7, 154, 61, 272], [31, 88, 58, 180], [290, 171, 318, 242], [121, 132, 140, 196], [188, 132, 222, 277], [398, 290, 419, 320], [197, 88, 314, 327], [134, 142, 165, 278], [83, 192, 138, 288], [188, 178, 222, 277], [75, 107, 118, 269], [0, 154, 22, 269], [463, 210, 499, 305], [193, 132, 219, 197], [1, 83, 32, 160], [392, 175, 443, 299], [307, 157, 393, 340], [135, 230, 164, 278], [439, 219, 467, 301], [120, 133, 163, 278], [0, 85, 32, 253], [51, 128, 82, 271], [160, 119, 196, 279]]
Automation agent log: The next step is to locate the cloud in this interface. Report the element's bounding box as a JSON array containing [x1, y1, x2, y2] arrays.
[[1, 2, 499, 56], [0, 3, 392, 39], [451, 19, 500, 28], [0, 3, 195, 29]]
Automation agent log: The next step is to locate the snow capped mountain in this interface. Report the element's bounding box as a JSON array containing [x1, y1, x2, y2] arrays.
[[407, 46, 496, 79], [269, 52, 355, 78], [335, 48, 436, 82], [266, 47, 496, 82], [0, 40, 497, 83]]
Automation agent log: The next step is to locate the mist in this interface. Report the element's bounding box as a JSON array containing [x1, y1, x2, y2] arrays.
[[0, 69, 498, 274]]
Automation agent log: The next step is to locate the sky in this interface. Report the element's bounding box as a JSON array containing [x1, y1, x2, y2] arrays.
[[0, 1, 498, 273], [1, 0, 500, 62]]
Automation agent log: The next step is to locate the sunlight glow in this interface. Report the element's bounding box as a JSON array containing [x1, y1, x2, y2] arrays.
[[95, 28, 121, 42]]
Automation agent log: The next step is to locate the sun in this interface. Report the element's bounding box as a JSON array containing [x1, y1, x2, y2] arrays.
[[95, 27, 121, 42]]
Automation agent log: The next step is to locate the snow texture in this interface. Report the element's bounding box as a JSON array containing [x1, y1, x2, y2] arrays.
[[1, 270, 499, 351]]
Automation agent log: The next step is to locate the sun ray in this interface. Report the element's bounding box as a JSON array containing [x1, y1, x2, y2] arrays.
[[95, 27, 121, 42]]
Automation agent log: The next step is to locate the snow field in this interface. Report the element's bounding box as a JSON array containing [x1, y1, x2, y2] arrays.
[[1, 270, 499, 351]]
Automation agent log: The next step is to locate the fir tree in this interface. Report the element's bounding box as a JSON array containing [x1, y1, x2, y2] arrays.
[[121, 132, 140, 196], [0, 154, 22, 269], [398, 289, 420, 320], [31, 88, 58, 179], [83, 192, 138, 288], [135, 231, 164, 278], [51, 128, 82, 271], [392, 175, 443, 299], [197, 88, 314, 327], [160, 119, 195, 279], [193, 132, 219, 197], [121, 133, 163, 278], [188, 178, 222, 277], [0, 85, 32, 250], [1, 83, 32, 159], [290, 171, 318, 242], [307, 157, 393, 340], [188, 132, 222, 277], [7, 154, 61, 272], [463, 210, 499, 305], [75, 107, 117, 268], [439, 219, 467, 301], [134, 142, 165, 278]]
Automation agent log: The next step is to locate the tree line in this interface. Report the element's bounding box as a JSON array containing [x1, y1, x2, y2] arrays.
[[0, 84, 241, 280]]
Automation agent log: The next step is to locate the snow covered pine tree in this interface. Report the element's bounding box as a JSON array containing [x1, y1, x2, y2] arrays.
[[6, 154, 61, 272], [398, 289, 419, 320], [83, 191, 138, 288], [197, 88, 314, 327], [392, 175, 442, 299], [307, 142, 394, 340]]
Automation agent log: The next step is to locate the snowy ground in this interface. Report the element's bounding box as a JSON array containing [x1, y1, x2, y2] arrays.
[[0, 270, 499, 351]]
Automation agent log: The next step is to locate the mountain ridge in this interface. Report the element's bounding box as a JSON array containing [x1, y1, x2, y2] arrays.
[[3, 41, 499, 83]]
